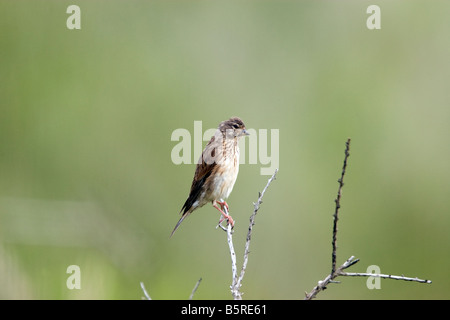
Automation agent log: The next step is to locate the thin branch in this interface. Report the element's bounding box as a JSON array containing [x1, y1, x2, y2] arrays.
[[236, 168, 278, 293], [222, 168, 278, 300], [140, 277, 204, 300], [331, 138, 351, 275], [140, 281, 152, 300], [224, 221, 239, 299], [305, 256, 359, 300], [340, 272, 432, 284], [189, 277, 203, 300], [305, 138, 431, 300], [305, 255, 432, 299]]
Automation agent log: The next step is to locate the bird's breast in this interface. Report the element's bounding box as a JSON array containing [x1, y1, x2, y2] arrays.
[[209, 144, 240, 201]]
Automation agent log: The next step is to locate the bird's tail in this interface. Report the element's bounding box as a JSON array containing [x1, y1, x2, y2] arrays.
[[170, 197, 195, 237], [170, 215, 185, 237]]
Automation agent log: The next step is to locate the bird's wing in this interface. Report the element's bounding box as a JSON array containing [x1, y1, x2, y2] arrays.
[[171, 137, 218, 237], [180, 135, 218, 215]]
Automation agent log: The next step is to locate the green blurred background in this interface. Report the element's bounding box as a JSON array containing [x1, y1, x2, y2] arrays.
[[1, 0, 449, 299]]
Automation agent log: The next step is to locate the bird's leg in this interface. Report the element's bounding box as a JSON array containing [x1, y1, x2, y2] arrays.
[[215, 199, 232, 228], [213, 201, 234, 228], [216, 199, 229, 212]]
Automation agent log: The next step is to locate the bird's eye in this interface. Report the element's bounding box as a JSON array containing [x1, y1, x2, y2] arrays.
[[232, 124, 239, 129]]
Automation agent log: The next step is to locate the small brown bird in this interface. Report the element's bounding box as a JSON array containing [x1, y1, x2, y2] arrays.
[[170, 117, 249, 237]]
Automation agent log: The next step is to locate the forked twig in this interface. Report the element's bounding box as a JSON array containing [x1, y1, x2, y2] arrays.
[[222, 169, 278, 300], [305, 139, 431, 300]]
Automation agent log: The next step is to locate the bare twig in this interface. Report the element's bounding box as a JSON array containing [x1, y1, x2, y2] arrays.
[[222, 220, 239, 298], [331, 138, 351, 275], [305, 256, 359, 300], [305, 255, 431, 299], [305, 139, 431, 300], [340, 272, 431, 283], [305, 140, 352, 300], [236, 168, 278, 294], [222, 168, 278, 300], [189, 277, 203, 300], [140, 281, 152, 300], [140, 277, 204, 300]]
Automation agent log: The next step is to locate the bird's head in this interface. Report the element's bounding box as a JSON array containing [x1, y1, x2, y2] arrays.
[[219, 117, 250, 139]]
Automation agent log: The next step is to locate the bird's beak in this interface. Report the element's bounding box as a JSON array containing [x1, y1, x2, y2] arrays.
[[242, 129, 250, 136]]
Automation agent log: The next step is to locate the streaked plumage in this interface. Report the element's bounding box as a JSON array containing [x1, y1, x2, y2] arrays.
[[170, 117, 249, 237]]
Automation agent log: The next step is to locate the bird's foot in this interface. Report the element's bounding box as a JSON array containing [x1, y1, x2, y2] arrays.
[[216, 200, 229, 212], [213, 202, 234, 230]]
